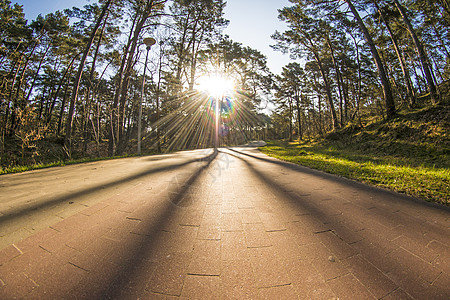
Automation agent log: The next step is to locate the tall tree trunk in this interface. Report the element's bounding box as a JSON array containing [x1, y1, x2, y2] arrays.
[[345, 0, 396, 118], [57, 77, 71, 135], [83, 13, 109, 154], [392, 0, 439, 104], [8, 59, 23, 135], [375, 1, 416, 107], [117, 0, 156, 154], [296, 92, 303, 141], [326, 37, 344, 126], [109, 13, 138, 156], [64, 0, 113, 156], [24, 44, 51, 103], [46, 52, 80, 126], [349, 32, 362, 118], [288, 98, 293, 142], [312, 50, 339, 130]]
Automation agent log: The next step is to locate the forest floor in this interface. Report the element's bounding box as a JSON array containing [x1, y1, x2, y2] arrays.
[[260, 103, 450, 205]]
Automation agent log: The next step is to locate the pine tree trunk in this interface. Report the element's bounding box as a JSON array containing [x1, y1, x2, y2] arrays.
[[392, 0, 439, 104], [312, 50, 339, 130], [64, 0, 113, 157], [345, 0, 396, 118], [116, 0, 155, 154], [326, 37, 344, 126], [296, 92, 302, 141], [375, 1, 416, 107]]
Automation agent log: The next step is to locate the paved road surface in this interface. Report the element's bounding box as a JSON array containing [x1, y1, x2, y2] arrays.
[[0, 147, 449, 299]]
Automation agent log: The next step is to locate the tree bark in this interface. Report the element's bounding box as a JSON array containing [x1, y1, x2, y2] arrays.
[[109, 12, 138, 156], [312, 50, 339, 130], [326, 37, 344, 126], [296, 92, 303, 140], [116, 0, 156, 154], [392, 0, 439, 104], [345, 0, 396, 118], [374, 1, 416, 107], [65, 0, 113, 156]]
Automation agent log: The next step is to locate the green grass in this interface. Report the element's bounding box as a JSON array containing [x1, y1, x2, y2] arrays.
[[0, 154, 140, 175], [260, 141, 449, 205]]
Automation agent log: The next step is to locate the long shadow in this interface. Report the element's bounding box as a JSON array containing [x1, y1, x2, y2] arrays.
[[96, 150, 218, 298], [0, 151, 216, 227], [224, 149, 449, 298], [227, 147, 450, 211]]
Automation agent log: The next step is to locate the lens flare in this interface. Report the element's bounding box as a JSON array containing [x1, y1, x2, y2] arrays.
[[196, 75, 235, 97], [143, 84, 263, 151]]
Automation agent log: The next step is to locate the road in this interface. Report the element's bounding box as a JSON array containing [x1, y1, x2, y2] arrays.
[[0, 147, 449, 299]]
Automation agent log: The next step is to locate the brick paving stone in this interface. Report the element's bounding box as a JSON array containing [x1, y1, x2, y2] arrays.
[[147, 252, 192, 296], [392, 235, 440, 264], [344, 254, 398, 299], [79, 202, 109, 216], [243, 223, 272, 248], [221, 231, 247, 261], [257, 284, 298, 299], [284, 258, 336, 299], [427, 239, 449, 254], [0, 228, 35, 251], [143, 293, 180, 299], [237, 198, 255, 209], [298, 214, 331, 234], [180, 275, 220, 299], [253, 200, 274, 214], [331, 223, 366, 245], [267, 230, 303, 260], [1, 148, 449, 299], [202, 204, 221, 221], [430, 272, 450, 297], [179, 208, 204, 227], [423, 224, 450, 246], [0, 244, 22, 266], [239, 208, 261, 224], [49, 213, 92, 233], [298, 243, 350, 281], [220, 259, 258, 299], [197, 219, 221, 240], [351, 228, 399, 257], [316, 231, 358, 260], [187, 239, 221, 276], [327, 273, 376, 299], [380, 288, 414, 300], [384, 247, 441, 284], [259, 212, 287, 232], [1, 246, 52, 277], [221, 213, 243, 231], [106, 259, 157, 300], [28, 262, 88, 298], [284, 221, 317, 246], [0, 270, 38, 299], [247, 247, 291, 288], [221, 201, 239, 214]]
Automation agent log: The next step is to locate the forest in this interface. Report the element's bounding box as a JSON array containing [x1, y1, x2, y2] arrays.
[[0, 0, 449, 169]]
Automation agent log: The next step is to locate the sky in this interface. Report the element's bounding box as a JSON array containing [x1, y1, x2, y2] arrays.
[[12, 0, 294, 74]]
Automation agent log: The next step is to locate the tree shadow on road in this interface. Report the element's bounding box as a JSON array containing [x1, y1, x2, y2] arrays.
[[224, 148, 449, 299], [0, 151, 217, 229]]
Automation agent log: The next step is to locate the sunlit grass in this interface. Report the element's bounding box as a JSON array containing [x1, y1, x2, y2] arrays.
[[260, 141, 449, 205]]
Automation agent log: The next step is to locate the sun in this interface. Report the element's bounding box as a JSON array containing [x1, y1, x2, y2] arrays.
[[196, 74, 235, 96]]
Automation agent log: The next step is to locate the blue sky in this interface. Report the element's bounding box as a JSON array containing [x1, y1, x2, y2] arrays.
[[12, 0, 293, 74]]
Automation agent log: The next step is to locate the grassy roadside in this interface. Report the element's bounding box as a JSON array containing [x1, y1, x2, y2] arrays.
[[260, 140, 449, 205], [0, 154, 141, 175]]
